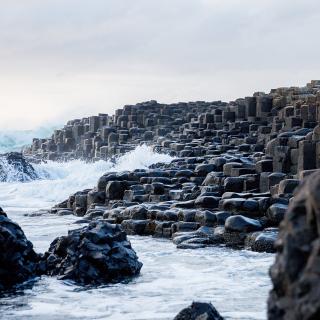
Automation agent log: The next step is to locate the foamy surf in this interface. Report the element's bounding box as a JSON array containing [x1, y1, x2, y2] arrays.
[[0, 144, 174, 210]]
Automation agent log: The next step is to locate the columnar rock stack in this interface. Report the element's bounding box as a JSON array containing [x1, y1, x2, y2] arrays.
[[44, 81, 320, 253], [25, 81, 320, 170], [25, 101, 229, 160]]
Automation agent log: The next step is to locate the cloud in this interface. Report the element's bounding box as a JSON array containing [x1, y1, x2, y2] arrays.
[[0, 0, 319, 129]]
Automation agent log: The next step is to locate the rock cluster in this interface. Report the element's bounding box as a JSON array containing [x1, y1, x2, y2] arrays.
[[268, 171, 320, 320], [24, 80, 320, 252], [25, 80, 320, 169], [0, 209, 41, 291], [44, 221, 143, 285], [0, 210, 142, 291]]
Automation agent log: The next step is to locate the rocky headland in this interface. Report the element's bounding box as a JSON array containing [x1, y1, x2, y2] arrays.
[[1, 80, 320, 319], [23, 80, 320, 254]]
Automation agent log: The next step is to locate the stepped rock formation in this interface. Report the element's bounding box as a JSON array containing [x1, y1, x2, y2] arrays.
[[42, 80, 320, 252], [25, 80, 320, 169], [268, 171, 320, 320]]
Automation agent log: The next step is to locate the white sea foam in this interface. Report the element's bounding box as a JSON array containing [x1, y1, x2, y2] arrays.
[[0, 155, 40, 182], [112, 144, 173, 172], [0, 144, 173, 210]]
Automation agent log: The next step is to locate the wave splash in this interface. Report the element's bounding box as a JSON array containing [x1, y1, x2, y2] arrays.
[[0, 153, 42, 183], [34, 144, 173, 180], [0, 145, 174, 209]]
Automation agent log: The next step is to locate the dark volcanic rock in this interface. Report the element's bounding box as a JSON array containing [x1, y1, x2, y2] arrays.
[[0, 152, 38, 182], [194, 196, 220, 209], [245, 228, 278, 253], [268, 171, 320, 320], [0, 207, 7, 217], [44, 221, 142, 285], [174, 226, 224, 249], [0, 214, 41, 291], [266, 203, 287, 225], [174, 302, 224, 320], [26, 80, 320, 259], [225, 215, 263, 233]]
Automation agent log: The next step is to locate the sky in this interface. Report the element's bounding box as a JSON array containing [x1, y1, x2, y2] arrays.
[[0, 0, 319, 130]]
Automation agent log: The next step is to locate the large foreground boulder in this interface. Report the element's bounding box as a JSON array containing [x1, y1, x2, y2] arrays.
[[0, 152, 38, 182], [174, 302, 224, 320], [268, 171, 320, 320], [0, 212, 41, 291], [44, 221, 143, 285]]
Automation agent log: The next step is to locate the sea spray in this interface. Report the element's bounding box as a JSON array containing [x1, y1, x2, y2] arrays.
[[0, 144, 174, 210], [0, 153, 39, 182], [112, 144, 174, 172]]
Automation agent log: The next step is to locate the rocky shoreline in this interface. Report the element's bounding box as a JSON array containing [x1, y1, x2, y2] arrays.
[[26, 80, 320, 255], [1, 79, 320, 319]]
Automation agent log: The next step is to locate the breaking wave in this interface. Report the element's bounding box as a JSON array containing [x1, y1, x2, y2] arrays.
[[0, 145, 174, 209]]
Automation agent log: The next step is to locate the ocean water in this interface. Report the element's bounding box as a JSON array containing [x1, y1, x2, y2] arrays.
[[0, 144, 274, 320]]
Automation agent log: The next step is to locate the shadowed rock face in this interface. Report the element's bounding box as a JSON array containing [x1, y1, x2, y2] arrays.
[[43, 221, 143, 285], [0, 152, 38, 182], [174, 302, 224, 320], [0, 213, 41, 291], [268, 171, 320, 320]]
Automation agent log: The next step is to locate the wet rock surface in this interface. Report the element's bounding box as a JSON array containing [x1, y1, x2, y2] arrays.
[[37, 80, 320, 254], [174, 302, 224, 320], [0, 152, 38, 182], [0, 209, 142, 291], [0, 211, 41, 291], [43, 221, 143, 285], [268, 171, 320, 320]]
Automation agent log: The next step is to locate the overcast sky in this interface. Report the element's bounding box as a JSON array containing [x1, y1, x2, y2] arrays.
[[0, 0, 319, 129]]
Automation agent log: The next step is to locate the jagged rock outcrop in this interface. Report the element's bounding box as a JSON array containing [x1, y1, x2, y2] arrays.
[[43, 221, 143, 285], [0, 152, 38, 182], [0, 210, 41, 291], [174, 302, 224, 320], [0, 209, 143, 291], [268, 171, 320, 320]]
